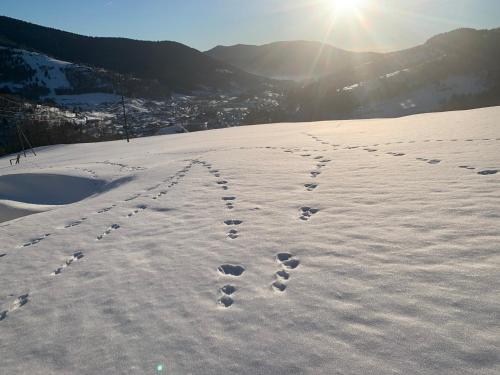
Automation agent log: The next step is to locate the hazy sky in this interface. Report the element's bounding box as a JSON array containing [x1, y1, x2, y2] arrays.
[[1, 0, 499, 52]]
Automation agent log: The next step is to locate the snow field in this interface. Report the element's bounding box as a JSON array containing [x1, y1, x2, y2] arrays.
[[0, 106, 499, 374]]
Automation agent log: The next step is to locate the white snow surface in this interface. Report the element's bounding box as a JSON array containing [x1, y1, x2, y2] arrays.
[[0, 107, 499, 374], [356, 75, 487, 118], [0, 47, 72, 94]]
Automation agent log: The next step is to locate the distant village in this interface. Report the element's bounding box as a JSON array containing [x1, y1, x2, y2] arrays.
[[0, 89, 286, 156]]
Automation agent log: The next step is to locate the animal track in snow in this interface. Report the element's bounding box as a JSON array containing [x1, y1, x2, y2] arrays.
[[52, 251, 84, 276], [97, 224, 120, 240], [271, 281, 287, 292], [81, 168, 98, 178], [217, 285, 237, 308], [125, 194, 141, 202], [63, 218, 87, 229], [387, 152, 405, 157], [217, 295, 234, 308], [299, 207, 319, 221], [146, 183, 161, 191], [304, 183, 318, 191], [227, 229, 239, 239], [459, 165, 476, 170], [218, 264, 245, 277], [310, 171, 321, 178], [21, 234, 50, 248], [224, 219, 243, 226], [153, 190, 170, 200], [216, 265, 243, 308], [224, 219, 242, 239], [99, 160, 146, 172], [417, 158, 441, 165], [272, 253, 300, 293], [276, 269, 290, 280], [276, 253, 300, 269], [97, 206, 114, 214], [216, 180, 229, 190], [209, 169, 221, 177], [478, 169, 498, 175], [0, 294, 29, 322], [127, 205, 147, 218], [222, 196, 236, 210], [220, 285, 236, 295]]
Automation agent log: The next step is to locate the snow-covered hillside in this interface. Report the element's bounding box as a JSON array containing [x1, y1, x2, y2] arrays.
[[342, 71, 488, 118], [0, 46, 120, 104], [1, 107, 499, 374]]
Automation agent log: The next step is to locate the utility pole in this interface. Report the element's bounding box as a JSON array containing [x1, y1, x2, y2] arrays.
[[121, 95, 130, 143]]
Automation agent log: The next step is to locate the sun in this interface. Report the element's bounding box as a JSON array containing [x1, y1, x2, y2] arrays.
[[327, 0, 367, 14]]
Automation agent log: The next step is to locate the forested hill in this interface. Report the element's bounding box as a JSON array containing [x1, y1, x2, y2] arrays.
[[0, 16, 267, 93]]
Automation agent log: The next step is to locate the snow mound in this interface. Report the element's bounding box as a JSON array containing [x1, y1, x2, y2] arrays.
[[0, 173, 105, 222]]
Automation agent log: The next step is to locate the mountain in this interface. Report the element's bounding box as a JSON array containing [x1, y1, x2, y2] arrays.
[[206, 41, 378, 81], [1, 105, 500, 374], [0, 16, 267, 94], [286, 28, 500, 120], [2, 17, 499, 134], [0, 46, 167, 103]]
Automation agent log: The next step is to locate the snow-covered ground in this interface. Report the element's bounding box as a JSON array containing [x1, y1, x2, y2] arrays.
[[0, 46, 72, 94], [351, 75, 488, 118], [0, 107, 499, 374], [0, 46, 120, 105]]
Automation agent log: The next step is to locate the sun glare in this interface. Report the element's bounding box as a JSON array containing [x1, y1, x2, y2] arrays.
[[327, 0, 367, 15]]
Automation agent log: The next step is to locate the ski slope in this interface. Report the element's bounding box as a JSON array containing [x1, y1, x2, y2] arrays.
[[1, 107, 499, 374]]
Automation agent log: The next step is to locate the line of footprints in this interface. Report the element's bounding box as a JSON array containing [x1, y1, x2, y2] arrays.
[[272, 253, 300, 292], [217, 264, 245, 308], [308, 133, 498, 175], [216, 253, 301, 308], [193, 160, 242, 239], [0, 294, 29, 322], [192, 159, 252, 307], [96, 163, 195, 241], [1, 163, 197, 322]]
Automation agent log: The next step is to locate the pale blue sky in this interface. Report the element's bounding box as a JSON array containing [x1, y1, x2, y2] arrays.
[[1, 0, 499, 52]]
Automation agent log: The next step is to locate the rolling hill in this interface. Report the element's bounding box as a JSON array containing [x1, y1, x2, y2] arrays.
[[0, 16, 267, 94], [286, 28, 500, 120], [206, 41, 377, 81]]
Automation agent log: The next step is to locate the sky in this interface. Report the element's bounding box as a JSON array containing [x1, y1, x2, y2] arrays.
[[1, 0, 499, 52]]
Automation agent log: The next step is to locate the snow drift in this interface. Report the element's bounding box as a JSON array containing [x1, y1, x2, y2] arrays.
[[0, 173, 105, 222]]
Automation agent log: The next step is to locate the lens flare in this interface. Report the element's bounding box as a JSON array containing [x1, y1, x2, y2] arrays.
[[327, 0, 367, 15]]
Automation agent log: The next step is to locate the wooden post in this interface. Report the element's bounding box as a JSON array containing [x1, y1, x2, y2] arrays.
[[16, 124, 27, 157], [19, 125, 36, 156], [16, 122, 36, 156]]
